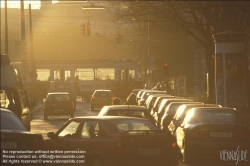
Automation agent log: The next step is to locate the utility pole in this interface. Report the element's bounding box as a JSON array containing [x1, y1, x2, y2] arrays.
[[21, 0, 25, 41], [29, 4, 34, 69], [5, 0, 8, 54]]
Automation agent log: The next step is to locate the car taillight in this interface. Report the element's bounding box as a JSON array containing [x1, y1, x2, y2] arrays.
[[92, 96, 96, 100], [171, 142, 177, 148]]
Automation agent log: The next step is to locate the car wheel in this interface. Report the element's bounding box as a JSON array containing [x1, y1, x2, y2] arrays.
[[90, 156, 102, 166]]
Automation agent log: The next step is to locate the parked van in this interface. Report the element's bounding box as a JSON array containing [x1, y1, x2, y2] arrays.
[[48, 81, 77, 110], [1, 54, 32, 130]]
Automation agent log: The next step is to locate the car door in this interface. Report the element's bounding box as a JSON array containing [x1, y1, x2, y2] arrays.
[[19, 90, 31, 130], [46, 119, 83, 150]]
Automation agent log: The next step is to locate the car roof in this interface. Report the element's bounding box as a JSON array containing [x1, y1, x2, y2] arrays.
[[162, 98, 191, 102], [183, 103, 219, 108], [47, 92, 69, 95], [169, 102, 202, 105], [70, 116, 149, 121], [0, 108, 13, 113], [94, 89, 112, 92], [193, 107, 236, 111], [103, 105, 147, 110], [133, 89, 145, 91]]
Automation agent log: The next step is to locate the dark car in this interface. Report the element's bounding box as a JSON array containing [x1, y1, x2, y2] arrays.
[[48, 81, 77, 110], [160, 102, 202, 131], [136, 90, 156, 103], [90, 89, 114, 111], [98, 105, 155, 124], [43, 92, 74, 120], [138, 91, 168, 107], [150, 96, 180, 115], [136, 90, 144, 102], [1, 108, 44, 150], [175, 107, 250, 164], [44, 116, 179, 166], [145, 94, 169, 111], [154, 98, 193, 127], [168, 104, 221, 136]]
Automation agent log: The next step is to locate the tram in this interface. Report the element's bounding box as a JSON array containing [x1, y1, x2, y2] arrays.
[[30, 59, 143, 100]]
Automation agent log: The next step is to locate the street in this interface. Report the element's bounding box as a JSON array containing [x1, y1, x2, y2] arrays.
[[30, 99, 247, 166]]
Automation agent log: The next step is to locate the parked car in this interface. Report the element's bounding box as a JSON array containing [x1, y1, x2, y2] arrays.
[[43, 92, 74, 120], [136, 90, 155, 103], [90, 89, 114, 111], [1, 108, 44, 150], [145, 94, 169, 111], [138, 91, 168, 107], [175, 107, 250, 164], [44, 116, 179, 166], [98, 105, 155, 124], [136, 90, 158, 105], [150, 96, 180, 115], [154, 98, 193, 127], [160, 102, 202, 131], [132, 89, 145, 95], [168, 104, 221, 136]]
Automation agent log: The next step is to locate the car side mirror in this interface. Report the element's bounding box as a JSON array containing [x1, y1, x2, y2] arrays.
[[47, 132, 57, 139]]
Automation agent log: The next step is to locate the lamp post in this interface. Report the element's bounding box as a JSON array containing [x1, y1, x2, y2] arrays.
[[4, 0, 8, 54]]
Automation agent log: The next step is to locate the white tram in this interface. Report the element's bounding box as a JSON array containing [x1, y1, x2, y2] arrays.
[[32, 59, 143, 100]]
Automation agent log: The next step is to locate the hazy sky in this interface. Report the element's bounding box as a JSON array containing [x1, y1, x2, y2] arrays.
[[1, 0, 58, 9]]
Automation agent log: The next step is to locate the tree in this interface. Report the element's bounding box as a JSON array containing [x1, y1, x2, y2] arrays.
[[108, 1, 250, 104], [168, 1, 250, 104]]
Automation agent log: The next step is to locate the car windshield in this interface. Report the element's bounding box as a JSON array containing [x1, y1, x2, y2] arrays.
[[145, 95, 153, 106], [49, 94, 70, 101], [165, 104, 181, 115], [1, 112, 27, 131], [107, 119, 157, 133], [158, 99, 167, 113], [94, 91, 111, 97]]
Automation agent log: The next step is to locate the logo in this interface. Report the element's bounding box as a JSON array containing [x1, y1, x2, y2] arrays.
[[220, 146, 248, 165]]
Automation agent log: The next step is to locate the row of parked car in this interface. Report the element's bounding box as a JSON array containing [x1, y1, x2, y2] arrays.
[[1, 89, 180, 166], [129, 89, 250, 164]]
